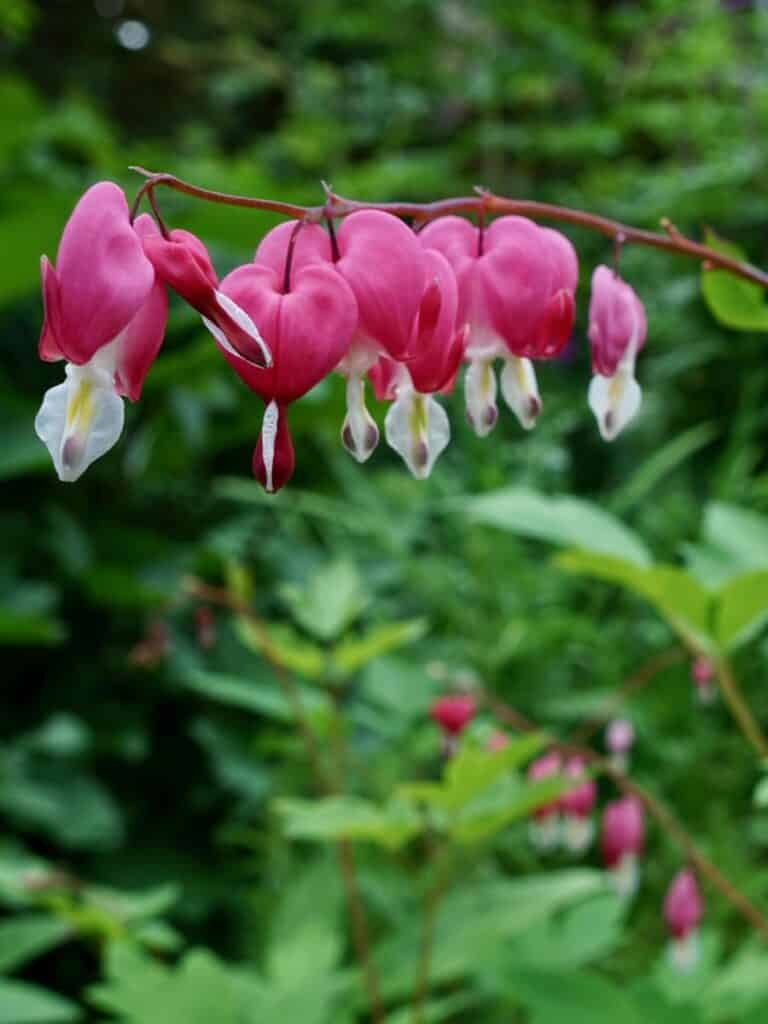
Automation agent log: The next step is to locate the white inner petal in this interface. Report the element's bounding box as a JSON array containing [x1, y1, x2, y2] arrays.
[[341, 374, 379, 463], [384, 388, 450, 480], [610, 852, 639, 901], [212, 291, 272, 366], [35, 359, 125, 482], [260, 400, 279, 493], [588, 344, 641, 442], [500, 356, 541, 431], [464, 357, 498, 437]]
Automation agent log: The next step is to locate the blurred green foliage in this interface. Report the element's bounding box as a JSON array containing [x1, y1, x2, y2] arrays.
[[2, 0, 768, 1020]]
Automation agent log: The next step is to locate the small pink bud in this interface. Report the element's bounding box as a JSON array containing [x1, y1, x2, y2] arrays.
[[429, 695, 476, 736], [664, 869, 703, 972], [486, 730, 509, 752], [691, 657, 717, 704], [560, 756, 596, 854], [601, 795, 644, 897], [527, 750, 563, 850], [606, 719, 634, 754]]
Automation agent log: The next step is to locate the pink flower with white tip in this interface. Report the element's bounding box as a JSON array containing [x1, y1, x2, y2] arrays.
[[35, 182, 168, 481], [213, 230, 358, 492], [527, 750, 563, 851], [601, 794, 645, 898], [605, 718, 635, 773], [664, 868, 703, 972], [419, 215, 577, 435], [559, 756, 596, 854], [369, 249, 465, 478], [691, 656, 716, 705], [587, 265, 647, 441]]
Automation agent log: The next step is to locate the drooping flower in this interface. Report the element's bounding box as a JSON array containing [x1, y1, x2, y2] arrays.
[[559, 756, 597, 854], [419, 215, 577, 434], [663, 868, 703, 972], [429, 694, 477, 737], [213, 238, 358, 491], [527, 750, 563, 851], [691, 656, 716, 705], [369, 249, 465, 478], [605, 718, 635, 773], [142, 227, 271, 368], [35, 182, 168, 481], [601, 795, 645, 898], [587, 265, 647, 440]]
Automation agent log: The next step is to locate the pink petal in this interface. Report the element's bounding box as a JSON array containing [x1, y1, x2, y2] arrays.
[[588, 266, 647, 376], [39, 256, 64, 361], [54, 182, 155, 363], [406, 249, 462, 393], [337, 211, 426, 359], [255, 221, 332, 277], [114, 278, 168, 401], [368, 356, 402, 401], [217, 262, 357, 403]]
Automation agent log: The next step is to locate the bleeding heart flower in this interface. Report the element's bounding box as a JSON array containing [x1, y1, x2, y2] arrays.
[[605, 717, 635, 773], [664, 868, 703, 972], [142, 228, 271, 369], [601, 795, 645, 898], [419, 215, 577, 435], [369, 249, 464, 478], [35, 182, 168, 481], [559, 756, 596, 854], [430, 694, 476, 735], [527, 750, 563, 851], [214, 247, 358, 491], [587, 265, 647, 440]]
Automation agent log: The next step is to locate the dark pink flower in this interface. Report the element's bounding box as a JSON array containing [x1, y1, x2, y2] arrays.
[[560, 756, 596, 853], [214, 251, 358, 491], [35, 182, 168, 481], [664, 869, 703, 940], [601, 795, 644, 897], [587, 266, 647, 440], [429, 695, 476, 736]]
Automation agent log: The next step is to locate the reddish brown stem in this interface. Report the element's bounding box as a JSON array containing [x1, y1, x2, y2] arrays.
[[130, 166, 768, 289]]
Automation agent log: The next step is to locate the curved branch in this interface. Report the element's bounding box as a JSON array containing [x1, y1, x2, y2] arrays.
[[130, 166, 768, 289]]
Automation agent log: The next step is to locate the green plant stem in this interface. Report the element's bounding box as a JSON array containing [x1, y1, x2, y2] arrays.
[[184, 578, 386, 1024], [715, 655, 768, 760], [485, 694, 768, 942], [411, 848, 453, 1024], [130, 166, 768, 289]]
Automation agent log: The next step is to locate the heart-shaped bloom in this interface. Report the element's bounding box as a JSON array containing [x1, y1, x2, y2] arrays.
[[587, 265, 647, 441], [419, 216, 577, 434], [369, 249, 464, 478], [214, 248, 358, 491], [35, 182, 168, 481], [601, 795, 645, 898], [527, 750, 563, 850], [559, 756, 596, 854], [429, 694, 476, 736], [142, 228, 271, 368]]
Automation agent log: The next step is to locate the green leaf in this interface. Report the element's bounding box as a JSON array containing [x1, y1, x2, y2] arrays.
[[450, 777, 566, 845], [556, 550, 714, 651], [275, 795, 420, 850], [235, 620, 326, 679], [0, 916, 70, 973], [279, 561, 368, 641], [177, 669, 328, 721], [716, 570, 768, 650], [701, 229, 768, 331], [0, 979, 79, 1023], [331, 619, 427, 677], [0, 609, 65, 646], [441, 734, 547, 811], [463, 488, 651, 566], [509, 968, 646, 1024], [704, 503, 768, 572]]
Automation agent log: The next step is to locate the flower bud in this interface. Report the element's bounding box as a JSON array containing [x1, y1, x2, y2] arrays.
[[664, 869, 703, 972], [429, 695, 476, 736], [605, 718, 634, 773], [527, 751, 563, 851], [559, 756, 596, 854], [691, 656, 716, 705], [601, 795, 645, 898]]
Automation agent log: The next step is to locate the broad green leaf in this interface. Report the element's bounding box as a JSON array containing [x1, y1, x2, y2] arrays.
[[716, 570, 768, 650], [331, 619, 427, 677], [0, 916, 70, 973], [0, 979, 79, 1023], [235, 620, 326, 679], [0, 609, 65, 646], [279, 561, 368, 641], [450, 777, 566, 844], [441, 734, 548, 811], [177, 670, 328, 721], [704, 503, 768, 571], [556, 550, 714, 652], [463, 488, 651, 566], [701, 230, 768, 331], [509, 967, 646, 1024], [275, 796, 420, 850], [503, 894, 626, 970], [700, 941, 768, 1020]]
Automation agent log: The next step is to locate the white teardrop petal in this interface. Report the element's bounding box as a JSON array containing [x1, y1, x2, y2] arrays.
[[260, 399, 279, 493], [214, 290, 272, 366], [500, 356, 541, 430], [588, 370, 642, 441], [341, 374, 379, 462], [35, 364, 125, 482], [384, 390, 450, 479], [464, 357, 498, 437]]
